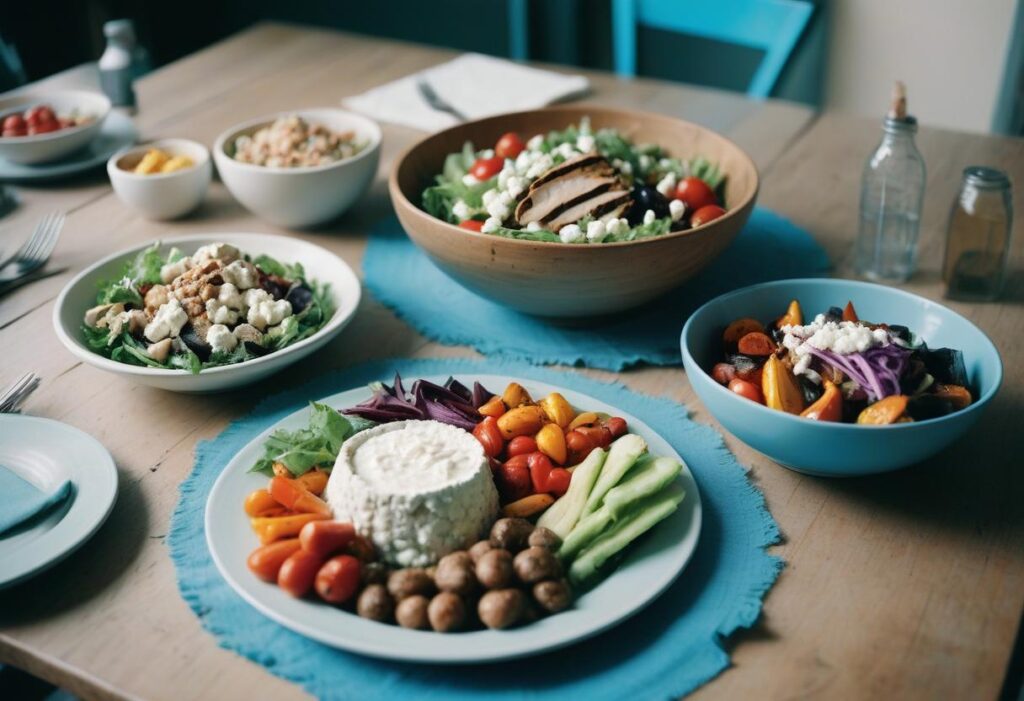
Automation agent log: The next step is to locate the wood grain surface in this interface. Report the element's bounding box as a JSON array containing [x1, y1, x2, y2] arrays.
[[0, 22, 1021, 701]]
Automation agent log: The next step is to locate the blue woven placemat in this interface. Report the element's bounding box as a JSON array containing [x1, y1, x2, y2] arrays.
[[364, 208, 830, 370], [169, 358, 783, 701]]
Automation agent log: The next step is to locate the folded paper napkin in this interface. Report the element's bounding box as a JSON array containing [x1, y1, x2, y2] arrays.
[[0, 465, 71, 535], [344, 53, 590, 132]]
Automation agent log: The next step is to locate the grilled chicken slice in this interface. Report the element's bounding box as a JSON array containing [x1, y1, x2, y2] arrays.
[[515, 154, 630, 228], [546, 190, 633, 231]]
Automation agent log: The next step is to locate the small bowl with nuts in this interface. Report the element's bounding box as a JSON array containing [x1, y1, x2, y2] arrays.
[[107, 138, 212, 220]]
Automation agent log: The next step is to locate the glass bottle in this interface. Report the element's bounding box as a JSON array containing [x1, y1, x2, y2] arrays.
[[99, 20, 138, 110], [942, 167, 1013, 301], [853, 82, 926, 283]]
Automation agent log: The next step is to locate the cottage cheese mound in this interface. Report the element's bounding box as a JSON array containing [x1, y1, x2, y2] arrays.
[[325, 420, 499, 567]]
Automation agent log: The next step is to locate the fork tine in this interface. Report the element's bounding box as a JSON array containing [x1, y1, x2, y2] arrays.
[[18, 213, 53, 263], [20, 212, 63, 272]]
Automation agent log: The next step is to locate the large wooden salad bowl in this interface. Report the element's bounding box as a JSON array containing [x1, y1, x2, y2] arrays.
[[390, 105, 759, 317]]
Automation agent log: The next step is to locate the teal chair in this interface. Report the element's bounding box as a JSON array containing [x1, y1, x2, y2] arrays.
[[508, 0, 529, 59], [611, 0, 814, 99]]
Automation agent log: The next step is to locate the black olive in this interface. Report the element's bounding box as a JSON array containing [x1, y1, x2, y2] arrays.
[[244, 341, 271, 357], [285, 285, 314, 313], [825, 306, 844, 324], [179, 323, 211, 361], [626, 185, 670, 224]]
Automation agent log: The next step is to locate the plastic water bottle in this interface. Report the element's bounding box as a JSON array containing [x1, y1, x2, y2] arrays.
[[853, 82, 926, 283], [98, 19, 138, 110]]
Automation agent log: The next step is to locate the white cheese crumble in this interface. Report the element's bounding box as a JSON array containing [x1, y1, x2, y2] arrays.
[[159, 256, 193, 284], [526, 134, 544, 151], [782, 314, 892, 376], [206, 299, 240, 326], [669, 199, 686, 221], [656, 172, 677, 197], [218, 282, 244, 309], [248, 298, 292, 331], [207, 324, 238, 354], [462, 173, 480, 186], [643, 209, 656, 225], [221, 260, 259, 290], [586, 220, 607, 243], [452, 199, 472, 220], [194, 242, 239, 265], [559, 224, 583, 243], [576, 134, 596, 152], [526, 221, 542, 232], [481, 217, 501, 233], [144, 298, 188, 342]]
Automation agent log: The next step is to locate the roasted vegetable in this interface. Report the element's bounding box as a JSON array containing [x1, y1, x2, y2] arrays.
[[723, 318, 766, 349], [856, 395, 909, 425], [800, 381, 842, 421], [777, 299, 803, 328], [762, 355, 805, 414]]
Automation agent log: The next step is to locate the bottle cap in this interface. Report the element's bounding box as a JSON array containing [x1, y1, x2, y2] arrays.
[[963, 166, 1011, 190], [104, 19, 137, 44]]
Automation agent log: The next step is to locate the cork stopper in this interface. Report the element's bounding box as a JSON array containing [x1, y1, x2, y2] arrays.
[[888, 81, 907, 120]]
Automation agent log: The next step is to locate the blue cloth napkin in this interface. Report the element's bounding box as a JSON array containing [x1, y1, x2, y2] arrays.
[[0, 466, 71, 535], [169, 358, 783, 701], [364, 208, 830, 370]]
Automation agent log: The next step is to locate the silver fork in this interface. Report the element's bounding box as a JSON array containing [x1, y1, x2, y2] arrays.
[[416, 78, 468, 122], [0, 210, 65, 279], [0, 372, 40, 414]]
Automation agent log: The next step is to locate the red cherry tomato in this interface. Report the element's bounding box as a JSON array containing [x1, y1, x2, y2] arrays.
[[28, 121, 60, 135], [565, 429, 597, 464], [711, 362, 737, 385], [691, 205, 727, 228], [506, 435, 538, 458], [674, 177, 717, 211], [25, 106, 56, 128], [546, 468, 571, 497], [728, 378, 765, 404], [497, 455, 532, 502], [494, 132, 525, 160], [2, 128, 27, 138], [3, 114, 25, 131], [470, 155, 504, 181], [605, 417, 628, 439], [314, 554, 362, 604], [576, 425, 612, 450], [458, 219, 484, 232], [527, 452, 554, 494], [472, 417, 504, 458]]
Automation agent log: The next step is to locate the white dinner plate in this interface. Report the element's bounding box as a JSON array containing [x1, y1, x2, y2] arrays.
[[0, 415, 118, 588], [0, 110, 137, 182], [205, 374, 702, 663]]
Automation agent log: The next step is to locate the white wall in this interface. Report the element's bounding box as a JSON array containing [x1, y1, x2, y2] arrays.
[[825, 0, 1018, 133]]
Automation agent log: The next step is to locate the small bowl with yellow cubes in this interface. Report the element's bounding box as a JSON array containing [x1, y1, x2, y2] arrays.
[[108, 138, 212, 220]]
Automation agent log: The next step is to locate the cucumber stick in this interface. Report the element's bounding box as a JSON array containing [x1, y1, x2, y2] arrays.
[[568, 484, 686, 587], [559, 456, 681, 560], [582, 433, 647, 516], [536, 447, 608, 538]]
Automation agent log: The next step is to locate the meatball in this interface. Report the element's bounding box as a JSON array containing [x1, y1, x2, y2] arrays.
[[475, 548, 514, 590], [528, 527, 562, 551], [356, 584, 394, 622], [428, 592, 467, 633], [533, 579, 572, 614], [513, 546, 562, 584], [395, 595, 431, 629], [434, 552, 478, 596], [468, 539, 494, 563], [387, 568, 435, 601], [478, 589, 526, 630], [361, 562, 389, 586], [490, 518, 534, 553]]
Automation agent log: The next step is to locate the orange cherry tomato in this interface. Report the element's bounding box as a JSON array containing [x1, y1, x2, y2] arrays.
[[459, 219, 484, 232], [691, 205, 727, 227], [506, 435, 538, 458], [711, 362, 737, 385], [314, 554, 362, 604], [674, 176, 716, 211], [470, 155, 504, 181], [247, 538, 302, 582], [728, 378, 765, 404], [527, 452, 554, 494], [495, 131, 525, 159], [269, 476, 332, 517], [472, 416, 504, 458], [299, 520, 356, 558], [546, 467, 571, 497], [278, 549, 326, 598]]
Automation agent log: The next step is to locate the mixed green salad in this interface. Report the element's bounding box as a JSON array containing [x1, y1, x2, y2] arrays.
[[423, 117, 728, 244], [82, 242, 333, 374]]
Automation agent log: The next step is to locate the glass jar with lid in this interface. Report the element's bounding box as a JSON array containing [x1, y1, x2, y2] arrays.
[[942, 167, 1013, 301]]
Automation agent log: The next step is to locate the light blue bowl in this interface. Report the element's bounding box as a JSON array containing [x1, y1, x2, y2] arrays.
[[680, 279, 1003, 476]]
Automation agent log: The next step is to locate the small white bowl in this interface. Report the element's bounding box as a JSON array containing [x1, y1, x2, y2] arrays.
[[53, 233, 362, 393], [213, 109, 381, 228], [107, 139, 212, 220], [0, 90, 111, 165]]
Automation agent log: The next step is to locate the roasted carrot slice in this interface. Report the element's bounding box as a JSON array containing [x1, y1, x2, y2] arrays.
[[777, 299, 803, 328], [933, 384, 972, 410], [843, 301, 859, 322], [737, 331, 776, 356], [723, 318, 766, 347], [857, 395, 909, 425], [269, 476, 332, 517], [800, 381, 842, 421], [477, 395, 507, 418], [244, 489, 283, 517], [247, 538, 302, 582], [295, 469, 329, 496], [502, 493, 555, 518], [251, 513, 329, 544]]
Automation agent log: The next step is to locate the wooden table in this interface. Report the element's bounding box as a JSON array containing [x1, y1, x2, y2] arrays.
[[1, 23, 1021, 701]]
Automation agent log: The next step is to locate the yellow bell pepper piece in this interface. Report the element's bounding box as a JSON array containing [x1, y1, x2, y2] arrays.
[[762, 355, 805, 414], [535, 422, 568, 464], [539, 392, 575, 428]]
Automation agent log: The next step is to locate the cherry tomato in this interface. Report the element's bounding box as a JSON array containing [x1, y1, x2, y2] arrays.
[[497, 455, 531, 502], [470, 155, 504, 181], [691, 205, 727, 227], [3, 114, 25, 131], [527, 451, 554, 494], [247, 538, 302, 582], [278, 549, 326, 597], [3, 127, 28, 138], [728, 378, 765, 404], [506, 435, 538, 458], [298, 520, 355, 558], [605, 417, 628, 439], [565, 429, 597, 464], [711, 362, 737, 385], [546, 468, 571, 497], [28, 121, 60, 136], [345, 534, 377, 562], [674, 177, 717, 211], [472, 417, 504, 458], [314, 554, 362, 604], [576, 425, 612, 449], [25, 105, 55, 128], [494, 132, 525, 160], [459, 219, 484, 232]]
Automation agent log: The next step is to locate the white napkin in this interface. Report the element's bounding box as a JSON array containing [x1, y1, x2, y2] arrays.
[[343, 53, 590, 132]]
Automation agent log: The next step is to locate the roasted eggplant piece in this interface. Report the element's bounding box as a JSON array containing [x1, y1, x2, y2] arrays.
[[180, 322, 212, 361], [285, 284, 314, 313], [244, 341, 272, 357], [918, 348, 968, 387]]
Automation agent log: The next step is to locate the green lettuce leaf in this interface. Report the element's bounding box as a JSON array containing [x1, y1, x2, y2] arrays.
[[250, 402, 371, 476]]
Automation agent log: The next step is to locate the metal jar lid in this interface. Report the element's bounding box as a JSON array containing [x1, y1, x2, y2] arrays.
[[963, 166, 1011, 190]]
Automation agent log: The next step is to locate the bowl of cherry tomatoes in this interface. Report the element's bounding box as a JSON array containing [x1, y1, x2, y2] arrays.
[[0, 90, 110, 165]]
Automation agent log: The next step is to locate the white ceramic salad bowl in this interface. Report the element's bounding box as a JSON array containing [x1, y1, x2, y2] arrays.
[[0, 90, 111, 165], [53, 233, 361, 392]]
